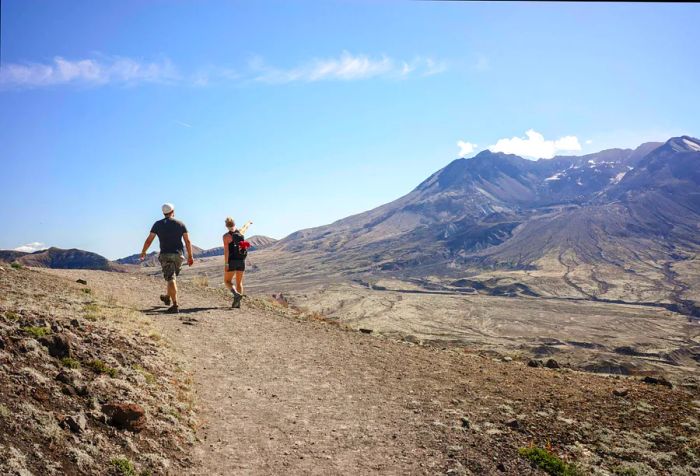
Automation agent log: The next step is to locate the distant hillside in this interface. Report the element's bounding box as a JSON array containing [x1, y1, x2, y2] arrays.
[[119, 236, 278, 264], [197, 235, 279, 258], [117, 245, 205, 265], [0, 247, 123, 271], [251, 136, 700, 314]]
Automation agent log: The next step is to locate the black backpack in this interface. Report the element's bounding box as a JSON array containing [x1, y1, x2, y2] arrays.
[[228, 231, 248, 260]]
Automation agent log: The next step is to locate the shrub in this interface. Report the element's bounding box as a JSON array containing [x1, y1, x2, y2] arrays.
[[82, 288, 92, 294], [61, 357, 81, 369], [21, 326, 50, 338], [11, 262, 23, 269], [110, 457, 136, 476], [133, 364, 156, 385], [87, 359, 118, 378], [519, 445, 579, 476], [192, 275, 209, 287], [4, 310, 20, 321]]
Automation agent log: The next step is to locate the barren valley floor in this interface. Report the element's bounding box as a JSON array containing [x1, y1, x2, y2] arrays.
[[30, 267, 700, 475]]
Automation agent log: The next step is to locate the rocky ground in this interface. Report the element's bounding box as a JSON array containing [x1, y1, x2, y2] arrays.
[[0, 266, 196, 475], [8, 266, 694, 475]]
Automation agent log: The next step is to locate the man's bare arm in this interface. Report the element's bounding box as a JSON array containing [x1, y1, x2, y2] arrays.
[[140, 233, 156, 260], [183, 233, 194, 266], [239, 220, 253, 235]]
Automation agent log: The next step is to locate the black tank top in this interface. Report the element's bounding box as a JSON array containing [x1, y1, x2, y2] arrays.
[[227, 230, 245, 260]]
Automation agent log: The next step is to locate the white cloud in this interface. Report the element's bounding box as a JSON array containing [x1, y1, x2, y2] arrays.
[[14, 242, 48, 253], [0, 56, 179, 89], [252, 51, 447, 83], [0, 52, 446, 89], [585, 139, 593, 145], [489, 129, 582, 159], [457, 140, 477, 157]]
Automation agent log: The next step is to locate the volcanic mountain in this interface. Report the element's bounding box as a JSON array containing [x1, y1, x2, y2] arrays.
[[0, 247, 123, 271], [255, 136, 700, 313]]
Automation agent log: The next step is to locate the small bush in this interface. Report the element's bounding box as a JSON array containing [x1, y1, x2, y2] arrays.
[[84, 303, 100, 312], [133, 364, 156, 385], [82, 288, 92, 294], [192, 275, 209, 287], [111, 457, 136, 476], [11, 262, 23, 269], [4, 310, 20, 321], [61, 357, 81, 369], [519, 445, 579, 476], [87, 359, 118, 378], [0, 403, 10, 418], [21, 326, 51, 338]]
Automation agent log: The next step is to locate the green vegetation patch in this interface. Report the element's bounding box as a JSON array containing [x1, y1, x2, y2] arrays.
[[82, 287, 92, 294], [4, 310, 20, 321], [110, 457, 136, 476], [0, 403, 10, 418], [21, 325, 51, 338], [133, 364, 156, 385], [519, 445, 579, 476], [10, 262, 23, 269], [61, 357, 81, 369], [87, 359, 118, 378]]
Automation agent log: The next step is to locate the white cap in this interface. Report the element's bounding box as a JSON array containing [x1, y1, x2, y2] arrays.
[[162, 203, 174, 214]]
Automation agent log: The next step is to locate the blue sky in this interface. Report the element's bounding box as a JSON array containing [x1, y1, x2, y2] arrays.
[[1, 1, 699, 259]]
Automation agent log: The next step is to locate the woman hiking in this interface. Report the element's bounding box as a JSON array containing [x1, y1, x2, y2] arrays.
[[223, 217, 252, 308]]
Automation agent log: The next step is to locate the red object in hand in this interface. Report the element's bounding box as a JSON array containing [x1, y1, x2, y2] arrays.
[[239, 241, 251, 250]]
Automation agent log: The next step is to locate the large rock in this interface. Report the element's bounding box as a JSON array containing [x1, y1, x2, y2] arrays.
[[544, 359, 561, 369], [642, 376, 673, 388], [40, 333, 73, 358], [102, 402, 147, 432], [62, 413, 87, 433]]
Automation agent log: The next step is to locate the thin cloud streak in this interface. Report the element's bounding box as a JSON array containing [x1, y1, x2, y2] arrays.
[[0, 56, 179, 89], [0, 52, 448, 89], [251, 51, 448, 84]]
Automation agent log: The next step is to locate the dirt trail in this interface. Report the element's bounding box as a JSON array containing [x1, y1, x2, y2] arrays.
[[44, 269, 700, 476]]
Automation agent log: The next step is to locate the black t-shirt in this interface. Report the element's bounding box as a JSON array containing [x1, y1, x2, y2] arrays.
[[150, 217, 188, 254]]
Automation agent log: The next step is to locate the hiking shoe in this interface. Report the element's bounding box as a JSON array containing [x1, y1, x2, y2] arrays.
[[232, 294, 242, 309], [160, 294, 171, 306], [165, 305, 179, 314]]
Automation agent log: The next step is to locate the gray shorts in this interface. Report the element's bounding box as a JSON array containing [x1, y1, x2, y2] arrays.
[[159, 253, 183, 281]]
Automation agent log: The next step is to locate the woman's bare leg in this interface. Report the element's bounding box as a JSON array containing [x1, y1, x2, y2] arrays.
[[224, 269, 235, 292], [235, 271, 244, 295]]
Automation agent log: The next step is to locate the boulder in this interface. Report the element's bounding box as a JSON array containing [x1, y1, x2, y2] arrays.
[[62, 413, 87, 433], [642, 376, 673, 388], [612, 387, 629, 397], [102, 402, 147, 432], [544, 359, 560, 369], [527, 359, 543, 368], [505, 419, 521, 430], [460, 416, 470, 429], [40, 333, 73, 358], [56, 370, 75, 385], [76, 279, 88, 285]]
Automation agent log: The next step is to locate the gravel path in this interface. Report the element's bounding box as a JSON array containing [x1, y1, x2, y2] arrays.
[[44, 269, 699, 476]]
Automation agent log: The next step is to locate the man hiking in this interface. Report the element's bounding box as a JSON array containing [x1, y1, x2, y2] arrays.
[[140, 203, 194, 314]]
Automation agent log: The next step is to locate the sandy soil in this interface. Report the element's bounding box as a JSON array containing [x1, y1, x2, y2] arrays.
[[41, 268, 700, 476]]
